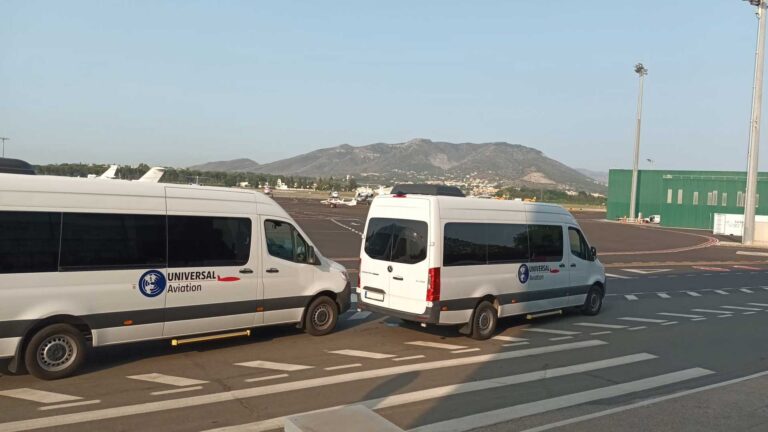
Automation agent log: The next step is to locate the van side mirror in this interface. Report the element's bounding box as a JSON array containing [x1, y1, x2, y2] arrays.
[[307, 246, 320, 265], [590, 246, 597, 261]]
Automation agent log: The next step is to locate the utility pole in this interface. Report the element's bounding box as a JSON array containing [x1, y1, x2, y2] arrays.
[[629, 63, 648, 222], [744, 0, 767, 245], [0, 137, 9, 158]]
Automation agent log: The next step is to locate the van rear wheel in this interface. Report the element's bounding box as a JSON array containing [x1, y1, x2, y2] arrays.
[[470, 301, 497, 340], [581, 286, 604, 316], [305, 296, 339, 336], [24, 324, 87, 380]]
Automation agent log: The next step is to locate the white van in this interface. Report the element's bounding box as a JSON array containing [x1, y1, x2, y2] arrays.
[[357, 193, 605, 340], [0, 173, 351, 379]]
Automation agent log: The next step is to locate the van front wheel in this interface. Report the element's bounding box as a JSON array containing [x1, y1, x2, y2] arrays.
[[581, 286, 604, 316], [305, 296, 339, 336], [24, 324, 87, 380], [470, 301, 497, 340]]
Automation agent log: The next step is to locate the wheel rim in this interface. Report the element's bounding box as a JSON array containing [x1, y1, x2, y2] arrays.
[[37, 334, 77, 372], [589, 292, 600, 311], [478, 310, 492, 331], [311, 304, 333, 330]]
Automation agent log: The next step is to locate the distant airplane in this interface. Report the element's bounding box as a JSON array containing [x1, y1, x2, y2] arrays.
[[87, 164, 119, 179], [321, 197, 357, 208], [136, 167, 165, 183]]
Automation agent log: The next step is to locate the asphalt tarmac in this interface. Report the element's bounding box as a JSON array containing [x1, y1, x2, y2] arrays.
[[1, 197, 767, 432]]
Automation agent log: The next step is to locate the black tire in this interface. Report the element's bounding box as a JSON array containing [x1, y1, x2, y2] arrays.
[[304, 296, 339, 336], [470, 301, 498, 340], [581, 286, 604, 316], [23, 324, 87, 380]]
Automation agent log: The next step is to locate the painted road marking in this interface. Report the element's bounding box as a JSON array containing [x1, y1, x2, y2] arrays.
[[623, 269, 671, 274], [624, 295, 639, 301], [574, 323, 628, 329], [234, 361, 313, 371], [733, 265, 762, 270], [329, 349, 395, 359], [127, 373, 207, 387], [150, 386, 203, 396], [717, 315, 734, 318], [748, 303, 768, 307], [523, 328, 580, 336], [657, 293, 671, 299], [549, 336, 573, 341], [692, 308, 733, 315], [660, 321, 679, 326], [392, 355, 425, 362], [502, 342, 530, 348], [410, 368, 714, 432], [721, 305, 763, 311], [324, 364, 362, 371], [0, 389, 81, 404], [691, 318, 707, 321], [405, 341, 467, 350], [493, 335, 528, 342], [37, 400, 101, 411], [627, 326, 646, 331], [0, 341, 608, 432], [590, 331, 611, 336], [693, 266, 729, 272], [201, 353, 658, 432], [658, 312, 703, 319], [619, 317, 667, 324], [606, 273, 632, 279], [452, 348, 481, 354], [736, 250, 768, 257], [714, 290, 729, 295], [740, 288, 755, 293], [346, 311, 371, 321], [685, 291, 702, 297], [743, 312, 758, 315], [244, 374, 289, 383]]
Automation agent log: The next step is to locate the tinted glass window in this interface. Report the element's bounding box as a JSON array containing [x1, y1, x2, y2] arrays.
[[61, 213, 166, 270], [264, 220, 310, 263], [169, 216, 250, 267], [444, 223, 486, 266], [0, 211, 61, 274], [568, 227, 590, 261], [364, 218, 427, 264], [528, 225, 564, 262], [488, 224, 529, 263]]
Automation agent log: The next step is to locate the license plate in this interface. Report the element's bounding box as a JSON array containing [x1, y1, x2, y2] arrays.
[[365, 290, 385, 301]]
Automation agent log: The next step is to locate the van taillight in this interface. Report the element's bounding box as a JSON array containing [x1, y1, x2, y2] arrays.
[[357, 258, 362, 289], [427, 267, 441, 301]]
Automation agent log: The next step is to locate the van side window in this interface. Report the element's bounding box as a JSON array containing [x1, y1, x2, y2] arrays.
[[0, 211, 61, 274], [60, 213, 166, 270], [568, 227, 589, 260], [169, 216, 251, 267], [364, 218, 427, 264], [444, 223, 529, 266], [528, 225, 564, 263], [264, 220, 310, 263]]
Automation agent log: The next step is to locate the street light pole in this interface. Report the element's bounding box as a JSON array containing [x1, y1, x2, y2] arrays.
[[0, 137, 8, 158], [629, 63, 648, 222], [744, 0, 767, 245]]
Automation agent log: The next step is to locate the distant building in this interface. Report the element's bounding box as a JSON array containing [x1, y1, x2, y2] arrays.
[[607, 169, 768, 230]]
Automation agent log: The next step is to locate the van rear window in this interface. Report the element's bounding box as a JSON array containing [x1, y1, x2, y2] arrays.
[[0, 211, 61, 274], [364, 218, 427, 264]]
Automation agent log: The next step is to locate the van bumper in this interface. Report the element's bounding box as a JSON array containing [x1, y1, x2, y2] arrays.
[[338, 281, 352, 314], [357, 300, 440, 325]]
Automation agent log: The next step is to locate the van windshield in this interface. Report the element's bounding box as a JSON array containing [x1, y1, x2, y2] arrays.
[[364, 218, 428, 264]]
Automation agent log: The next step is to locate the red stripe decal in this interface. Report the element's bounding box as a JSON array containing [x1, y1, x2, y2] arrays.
[[217, 276, 241, 282]]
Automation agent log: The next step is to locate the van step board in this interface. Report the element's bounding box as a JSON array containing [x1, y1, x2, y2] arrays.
[[171, 330, 251, 346], [526, 310, 563, 320]]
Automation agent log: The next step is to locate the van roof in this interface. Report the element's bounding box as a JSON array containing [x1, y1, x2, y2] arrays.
[[375, 194, 573, 216], [0, 173, 285, 214]]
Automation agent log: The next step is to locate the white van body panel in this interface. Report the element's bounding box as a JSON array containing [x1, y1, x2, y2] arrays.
[[358, 195, 605, 326], [0, 174, 350, 360]]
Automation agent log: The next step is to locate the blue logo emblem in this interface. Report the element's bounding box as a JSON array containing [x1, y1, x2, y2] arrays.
[[518, 264, 530, 284], [139, 270, 167, 297]]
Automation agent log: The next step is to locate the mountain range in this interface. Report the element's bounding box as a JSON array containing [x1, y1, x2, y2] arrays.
[[191, 139, 606, 192]]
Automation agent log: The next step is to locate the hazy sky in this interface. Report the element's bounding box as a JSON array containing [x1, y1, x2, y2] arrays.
[[1, 1, 766, 172]]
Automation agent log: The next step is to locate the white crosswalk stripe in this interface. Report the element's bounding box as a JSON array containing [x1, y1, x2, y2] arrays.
[[624, 294, 639, 301], [714, 290, 729, 295], [329, 349, 395, 359], [748, 303, 768, 307], [574, 323, 628, 329], [235, 360, 313, 371], [492, 335, 528, 342], [658, 312, 703, 319], [619, 317, 667, 324], [692, 308, 734, 315], [685, 291, 702, 297], [606, 273, 632, 279], [740, 288, 755, 293], [405, 341, 467, 350], [127, 373, 207, 387], [0, 389, 82, 404], [523, 328, 580, 336], [721, 305, 762, 311], [657, 293, 671, 299]]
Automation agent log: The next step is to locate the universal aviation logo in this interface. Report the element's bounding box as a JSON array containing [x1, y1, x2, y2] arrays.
[[518, 264, 530, 284], [139, 270, 167, 298]]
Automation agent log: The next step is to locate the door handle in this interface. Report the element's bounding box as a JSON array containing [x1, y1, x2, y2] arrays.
[[393, 276, 404, 281], [239, 268, 254, 274], [266, 268, 279, 273], [570, 264, 577, 268], [559, 263, 566, 268]]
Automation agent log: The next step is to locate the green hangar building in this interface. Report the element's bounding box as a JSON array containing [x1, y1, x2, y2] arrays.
[[607, 169, 768, 230]]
